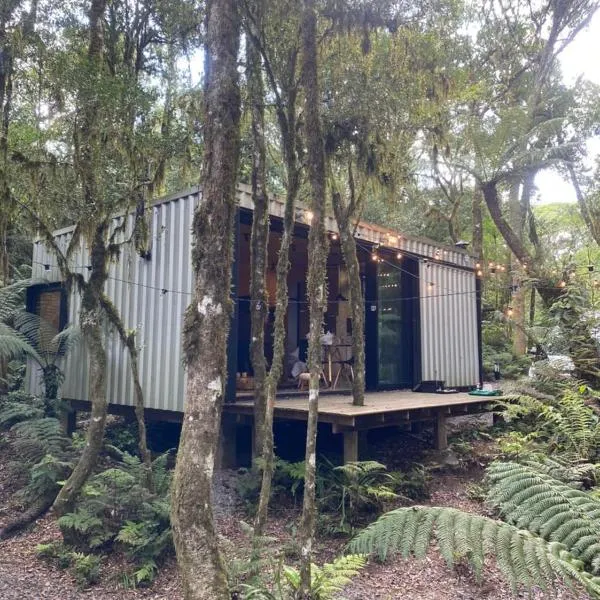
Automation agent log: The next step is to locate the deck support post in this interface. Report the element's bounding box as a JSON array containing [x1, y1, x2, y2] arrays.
[[343, 430, 368, 463], [59, 404, 76, 436], [217, 414, 238, 469], [434, 409, 448, 450]]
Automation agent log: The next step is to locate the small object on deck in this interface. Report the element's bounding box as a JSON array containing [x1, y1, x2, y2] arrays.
[[414, 380, 445, 393], [468, 389, 502, 396]]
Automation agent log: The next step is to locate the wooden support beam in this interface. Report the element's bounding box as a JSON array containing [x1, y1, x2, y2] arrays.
[[216, 414, 238, 469], [434, 408, 448, 450], [342, 431, 369, 463], [59, 404, 76, 436]]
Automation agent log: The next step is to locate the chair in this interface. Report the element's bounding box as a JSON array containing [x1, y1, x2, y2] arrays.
[[333, 356, 354, 389]]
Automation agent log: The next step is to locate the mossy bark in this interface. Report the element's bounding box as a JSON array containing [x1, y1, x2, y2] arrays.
[[171, 1, 241, 598], [298, 0, 329, 594], [332, 190, 365, 406], [248, 22, 269, 460], [100, 294, 153, 489], [54, 235, 109, 515], [249, 5, 301, 536], [52, 0, 109, 516]]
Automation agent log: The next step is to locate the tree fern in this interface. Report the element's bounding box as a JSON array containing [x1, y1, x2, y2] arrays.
[[487, 461, 600, 573], [348, 506, 600, 596]]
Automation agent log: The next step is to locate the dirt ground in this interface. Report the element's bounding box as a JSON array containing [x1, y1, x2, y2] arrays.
[[0, 423, 590, 600]]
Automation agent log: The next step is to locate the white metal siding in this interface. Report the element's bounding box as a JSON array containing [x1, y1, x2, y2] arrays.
[[28, 192, 198, 412], [27, 184, 480, 412], [419, 262, 479, 388]]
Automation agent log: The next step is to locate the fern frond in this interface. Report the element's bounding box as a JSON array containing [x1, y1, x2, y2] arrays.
[[11, 417, 71, 462], [487, 461, 600, 573], [348, 506, 600, 597]]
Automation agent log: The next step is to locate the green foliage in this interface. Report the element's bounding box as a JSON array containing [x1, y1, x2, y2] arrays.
[[487, 461, 600, 574], [0, 392, 45, 428], [497, 387, 600, 462], [71, 552, 102, 588], [57, 450, 173, 585], [282, 554, 367, 600], [236, 554, 366, 600], [11, 417, 72, 463], [318, 460, 399, 533], [482, 318, 530, 380], [37, 542, 101, 588], [236, 458, 306, 511], [349, 506, 600, 596]]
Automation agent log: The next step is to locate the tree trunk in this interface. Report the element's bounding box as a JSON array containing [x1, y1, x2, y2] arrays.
[[171, 0, 241, 598], [507, 180, 527, 356], [251, 10, 301, 537], [53, 233, 109, 515], [52, 0, 108, 516], [472, 188, 483, 260], [332, 192, 365, 406], [102, 293, 153, 489], [248, 16, 269, 460], [298, 0, 329, 595]]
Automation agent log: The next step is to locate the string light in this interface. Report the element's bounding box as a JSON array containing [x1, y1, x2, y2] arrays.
[[305, 210, 313, 223], [507, 306, 513, 317], [396, 252, 403, 260], [477, 269, 483, 277], [330, 232, 338, 241]]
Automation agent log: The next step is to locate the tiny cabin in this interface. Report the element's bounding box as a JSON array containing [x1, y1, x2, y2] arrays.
[[27, 184, 484, 461]]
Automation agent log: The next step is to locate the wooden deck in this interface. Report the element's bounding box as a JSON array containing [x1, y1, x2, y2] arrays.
[[223, 390, 496, 462], [225, 390, 494, 430]]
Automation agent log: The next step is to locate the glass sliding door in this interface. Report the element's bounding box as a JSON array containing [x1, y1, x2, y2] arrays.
[[377, 261, 412, 387]]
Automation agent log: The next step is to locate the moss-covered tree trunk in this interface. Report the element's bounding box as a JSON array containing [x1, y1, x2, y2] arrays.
[[99, 294, 153, 489], [52, 0, 109, 516], [54, 233, 109, 515], [249, 6, 301, 536], [248, 14, 269, 459], [171, 0, 241, 598], [332, 190, 365, 406], [507, 179, 527, 355], [298, 0, 329, 594]]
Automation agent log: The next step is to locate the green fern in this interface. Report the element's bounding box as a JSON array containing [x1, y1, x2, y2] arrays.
[[283, 554, 366, 599], [11, 417, 72, 463], [0, 399, 44, 428], [487, 461, 600, 573], [497, 389, 600, 462], [348, 506, 600, 596]]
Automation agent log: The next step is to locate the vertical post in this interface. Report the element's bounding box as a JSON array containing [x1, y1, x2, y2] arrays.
[[216, 413, 238, 469], [476, 276, 483, 388], [59, 404, 77, 436], [342, 430, 368, 463], [364, 249, 378, 391], [225, 209, 240, 402], [434, 409, 448, 450], [343, 430, 359, 463]]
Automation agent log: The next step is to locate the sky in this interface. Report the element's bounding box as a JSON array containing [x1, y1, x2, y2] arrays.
[[534, 11, 600, 204]]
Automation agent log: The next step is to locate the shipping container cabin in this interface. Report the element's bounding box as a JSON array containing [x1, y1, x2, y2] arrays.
[[27, 184, 484, 460]]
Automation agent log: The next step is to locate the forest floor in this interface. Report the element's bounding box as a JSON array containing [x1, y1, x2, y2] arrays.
[[0, 417, 589, 600]]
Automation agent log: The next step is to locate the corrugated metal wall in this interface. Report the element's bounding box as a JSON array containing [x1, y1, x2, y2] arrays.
[[28, 191, 197, 412], [419, 262, 479, 388], [27, 185, 481, 412]]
